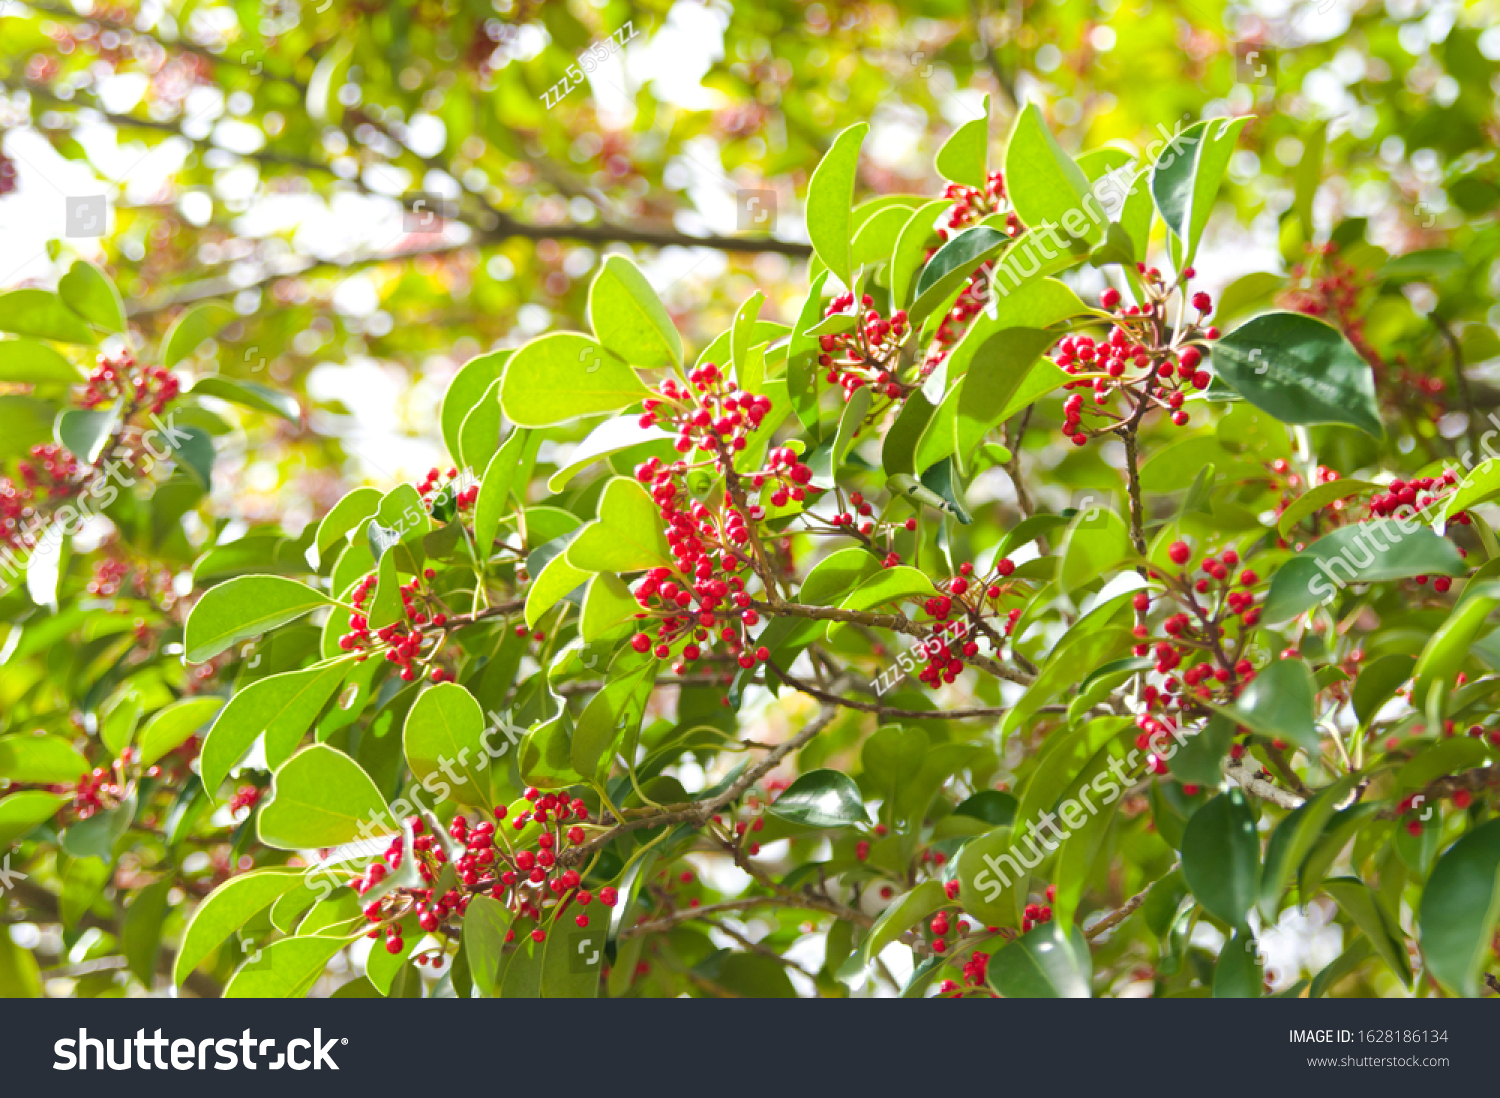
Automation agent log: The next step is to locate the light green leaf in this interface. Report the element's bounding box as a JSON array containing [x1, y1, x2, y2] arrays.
[[224, 935, 351, 998], [566, 477, 673, 573], [162, 301, 235, 366], [806, 122, 869, 288], [500, 332, 648, 427], [1003, 104, 1096, 242], [0, 289, 97, 344], [257, 744, 393, 850], [588, 254, 683, 371], [0, 734, 88, 783], [0, 339, 82, 383], [58, 260, 125, 333], [404, 683, 492, 807], [138, 696, 223, 767], [184, 575, 333, 663], [935, 103, 989, 189], [201, 662, 351, 794], [173, 867, 306, 985]]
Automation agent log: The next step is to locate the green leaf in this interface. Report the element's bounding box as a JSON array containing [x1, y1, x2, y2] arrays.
[[1213, 928, 1262, 997], [1181, 789, 1260, 929], [0, 339, 82, 383], [1211, 312, 1382, 437], [1419, 818, 1500, 997], [0, 289, 97, 344], [862, 880, 947, 965], [987, 922, 1092, 998], [0, 790, 68, 848], [162, 302, 235, 366], [463, 894, 514, 998], [571, 660, 654, 780], [477, 429, 539, 553], [122, 877, 174, 984], [1149, 117, 1251, 264], [580, 572, 640, 642], [1169, 714, 1236, 787], [540, 917, 604, 998], [0, 734, 88, 783], [404, 683, 492, 807], [441, 350, 509, 462], [1058, 508, 1132, 594], [173, 867, 306, 985], [589, 254, 683, 371], [935, 102, 989, 189], [548, 417, 665, 493], [501, 333, 648, 427], [525, 551, 590, 628], [1223, 658, 1320, 754], [806, 122, 868, 288], [1276, 479, 1377, 537], [0, 928, 43, 997], [1411, 586, 1500, 708], [1324, 877, 1413, 987], [766, 769, 867, 828], [313, 487, 382, 567], [138, 696, 223, 767], [839, 565, 938, 613], [58, 260, 125, 333], [224, 935, 350, 998], [890, 199, 948, 308], [850, 205, 913, 271], [566, 477, 673, 573], [257, 744, 393, 850], [458, 378, 503, 471], [56, 407, 118, 464], [1352, 653, 1416, 726], [201, 662, 351, 794], [1262, 520, 1465, 622], [185, 576, 333, 664], [730, 291, 765, 386], [1003, 104, 1096, 242], [1259, 774, 1359, 922], [910, 226, 1012, 324], [191, 376, 300, 421], [800, 546, 881, 606]]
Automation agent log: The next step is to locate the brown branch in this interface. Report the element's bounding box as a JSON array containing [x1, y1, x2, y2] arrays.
[[560, 689, 848, 865], [1084, 860, 1181, 941], [751, 600, 1034, 686]]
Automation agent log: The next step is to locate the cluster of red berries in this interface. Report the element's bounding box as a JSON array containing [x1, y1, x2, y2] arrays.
[[1053, 267, 1220, 445], [417, 465, 478, 512], [638, 364, 774, 463], [336, 569, 455, 683], [79, 351, 181, 416], [228, 785, 263, 816], [1, 443, 84, 553], [1020, 897, 1055, 933], [824, 489, 920, 568], [815, 291, 912, 403], [1130, 542, 1264, 775], [353, 798, 617, 954], [1397, 788, 1475, 836], [909, 558, 1019, 688], [86, 557, 132, 597], [70, 766, 124, 820], [935, 173, 1020, 239], [627, 382, 814, 674]]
